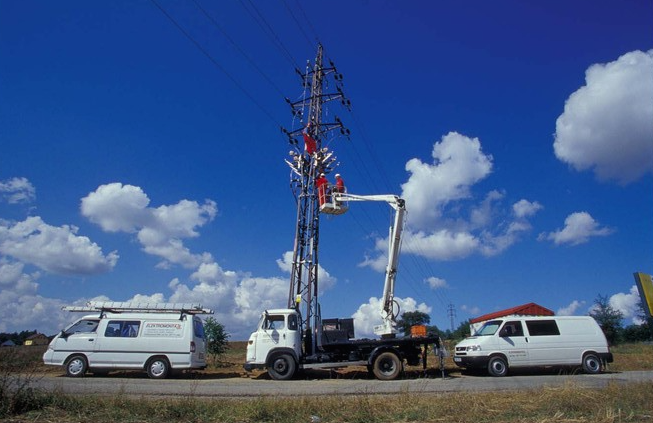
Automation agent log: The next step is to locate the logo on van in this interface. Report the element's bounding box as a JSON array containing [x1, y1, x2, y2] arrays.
[[142, 322, 184, 338]]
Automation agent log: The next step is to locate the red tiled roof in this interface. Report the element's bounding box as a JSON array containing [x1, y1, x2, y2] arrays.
[[470, 302, 554, 324]]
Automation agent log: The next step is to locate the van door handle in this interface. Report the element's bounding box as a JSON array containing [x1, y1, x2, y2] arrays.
[[525, 337, 528, 342], [283, 334, 286, 339], [88, 339, 94, 342]]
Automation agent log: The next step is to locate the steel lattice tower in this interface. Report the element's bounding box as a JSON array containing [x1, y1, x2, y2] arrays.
[[282, 44, 350, 356]]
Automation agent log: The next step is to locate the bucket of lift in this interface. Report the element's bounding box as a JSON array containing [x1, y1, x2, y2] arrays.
[[320, 194, 348, 215]]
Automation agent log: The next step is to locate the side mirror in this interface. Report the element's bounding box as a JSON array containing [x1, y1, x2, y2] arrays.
[[60, 330, 69, 340]]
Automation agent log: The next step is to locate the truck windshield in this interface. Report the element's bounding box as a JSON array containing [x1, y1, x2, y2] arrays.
[[475, 320, 502, 336]]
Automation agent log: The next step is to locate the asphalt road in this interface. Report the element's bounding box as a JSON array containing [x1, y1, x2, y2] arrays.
[[23, 371, 653, 398]]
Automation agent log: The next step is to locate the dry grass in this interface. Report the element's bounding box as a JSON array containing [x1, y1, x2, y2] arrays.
[[4, 381, 653, 422]]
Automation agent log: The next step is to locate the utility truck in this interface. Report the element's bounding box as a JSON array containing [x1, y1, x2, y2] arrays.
[[244, 193, 442, 380]]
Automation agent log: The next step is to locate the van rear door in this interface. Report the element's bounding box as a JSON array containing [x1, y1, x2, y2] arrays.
[[192, 316, 206, 365]]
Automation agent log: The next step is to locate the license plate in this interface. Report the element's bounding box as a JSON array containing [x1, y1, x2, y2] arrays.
[[453, 357, 461, 362]]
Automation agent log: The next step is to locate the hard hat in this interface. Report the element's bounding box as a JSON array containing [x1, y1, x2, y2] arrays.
[[320, 173, 325, 177], [335, 173, 341, 177]]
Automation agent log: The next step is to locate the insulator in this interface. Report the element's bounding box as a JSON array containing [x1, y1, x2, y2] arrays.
[[345, 129, 351, 136]]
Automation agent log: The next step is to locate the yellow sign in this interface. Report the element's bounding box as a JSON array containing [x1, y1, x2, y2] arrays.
[[634, 272, 653, 318]]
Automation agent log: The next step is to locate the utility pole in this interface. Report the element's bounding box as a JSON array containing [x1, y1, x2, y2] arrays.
[[448, 303, 456, 332], [282, 44, 350, 357]]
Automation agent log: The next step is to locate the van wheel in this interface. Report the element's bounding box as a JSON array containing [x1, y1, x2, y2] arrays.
[[268, 353, 296, 380], [66, 355, 88, 378], [582, 353, 602, 374], [146, 357, 170, 379], [372, 352, 402, 381], [487, 356, 508, 377]]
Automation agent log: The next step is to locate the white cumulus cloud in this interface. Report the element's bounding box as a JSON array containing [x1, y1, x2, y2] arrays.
[[539, 211, 613, 246], [354, 133, 542, 266], [81, 183, 217, 269], [401, 132, 493, 229], [0, 177, 36, 204], [554, 50, 653, 184], [513, 199, 543, 218], [426, 276, 447, 290], [610, 285, 642, 324], [352, 296, 431, 338], [557, 300, 585, 316], [0, 216, 118, 275]]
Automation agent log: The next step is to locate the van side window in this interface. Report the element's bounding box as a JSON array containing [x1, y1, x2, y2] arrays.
[[499, 321, 524, 337], [526, 320, 560, 336], [105, 321, 141, 338]]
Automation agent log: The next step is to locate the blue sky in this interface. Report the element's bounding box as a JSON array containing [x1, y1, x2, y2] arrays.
[[1, 1, 652, 339]]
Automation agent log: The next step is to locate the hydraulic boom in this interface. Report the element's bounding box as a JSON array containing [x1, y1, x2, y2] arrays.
[[327, 192, 406, 337]]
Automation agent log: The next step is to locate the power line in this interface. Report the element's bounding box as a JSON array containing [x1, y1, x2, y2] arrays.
[[239, 0, 301, 70], [190, 0, 286, 98], [279, 0, 314, 49], [149, 0, 282, 128]]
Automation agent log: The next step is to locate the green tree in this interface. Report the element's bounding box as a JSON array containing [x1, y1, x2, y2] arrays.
[[589, 294, 623, 345], [622, 300, 653, 342], [396, 311, 430, 336], [203, 317, 230, 361]]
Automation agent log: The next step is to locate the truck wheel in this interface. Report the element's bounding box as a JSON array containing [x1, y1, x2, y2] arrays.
[[487, 356, 508, 377], [66, 355, 88, 377], [146, 357, 170, 379], [372, 352, 402, 380], [582, 353, 602, 374], [268, 353, 296, 380]]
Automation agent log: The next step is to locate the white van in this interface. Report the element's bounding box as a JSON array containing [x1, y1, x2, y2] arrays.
[[43, 302, 213, 379], [453, 316, 613, 376]]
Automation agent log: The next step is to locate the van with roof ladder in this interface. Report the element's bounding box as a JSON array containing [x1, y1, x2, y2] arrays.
[[453, 315, 613, 376], [43, 302, 213, 379]]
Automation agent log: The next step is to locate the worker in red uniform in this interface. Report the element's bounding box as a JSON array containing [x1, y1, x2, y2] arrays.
[[333, 173, 345, 193], [302, 122, 317, 155], [316, 173, 329, 205]]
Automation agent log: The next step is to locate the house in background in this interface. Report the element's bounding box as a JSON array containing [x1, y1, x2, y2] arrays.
[[469, 302, 555, 335], [1, 340, 16, 347], [23, 333, 49, 346]]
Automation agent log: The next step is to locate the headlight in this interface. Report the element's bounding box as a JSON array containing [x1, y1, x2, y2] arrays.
[[466, 345, 482, 352]]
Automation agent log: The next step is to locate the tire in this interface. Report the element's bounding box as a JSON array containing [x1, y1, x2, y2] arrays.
[[146, 357, 170, 379], [582, 353, 602, 374], [487, 356, 508, 377], [65, 355, 88, 378], [372, 352, 402, 381], [268, 353, 296, 380]]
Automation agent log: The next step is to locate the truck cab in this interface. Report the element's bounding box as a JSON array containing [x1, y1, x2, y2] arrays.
[[244, 309, 302, 380]]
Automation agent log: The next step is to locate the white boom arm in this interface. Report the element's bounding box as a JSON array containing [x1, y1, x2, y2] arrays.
[[332, 193, 406, 337]]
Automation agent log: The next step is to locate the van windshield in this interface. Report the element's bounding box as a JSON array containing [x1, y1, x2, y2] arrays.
[[475, 320, 502, 336], [64, 319, 99, 335]]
